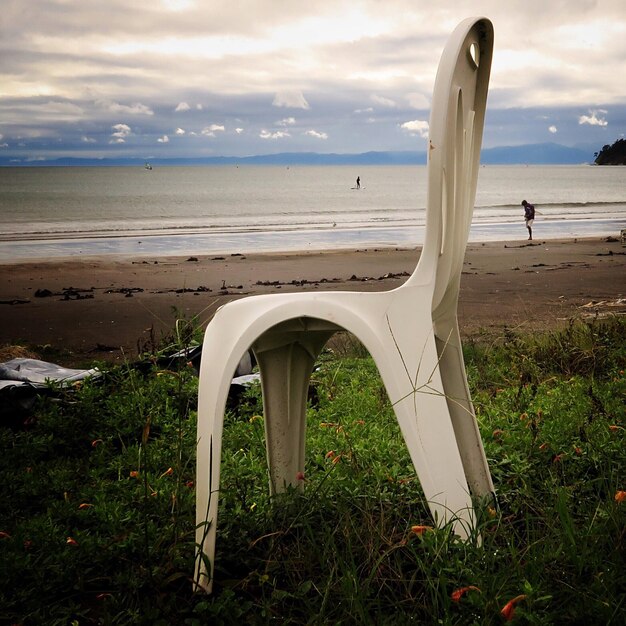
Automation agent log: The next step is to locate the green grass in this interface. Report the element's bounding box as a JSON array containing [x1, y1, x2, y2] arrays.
[[1, 317, 625, 624]]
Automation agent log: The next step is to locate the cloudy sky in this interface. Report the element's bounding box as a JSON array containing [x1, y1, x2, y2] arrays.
[[1, 0, 625, 161]]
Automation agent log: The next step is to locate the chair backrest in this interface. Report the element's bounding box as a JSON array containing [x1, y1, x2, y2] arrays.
[[407, 18, 493, 319]]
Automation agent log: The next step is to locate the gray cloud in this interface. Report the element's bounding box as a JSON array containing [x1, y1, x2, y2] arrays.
[[272, 92, 310, 110], [96, 100, 154, 115], [1, 0, 624, 160]]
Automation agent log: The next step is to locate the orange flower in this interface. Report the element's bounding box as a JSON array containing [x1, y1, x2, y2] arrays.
[[573, 446, 582, 456], [185, 480, 194, 488], [451, 585, 481, 602], [492, 429, 504, 439], [552, 453, 564, 463], [129, 470, 139, 479], [538, 443, 548, 451], [325, 450, 336, 459], [609, 425, 623, 432], [78, 503, 93, 510], [331, 454, 342, 465], [296, 471, 305, 481], [501, 594, 527, 621], [411, 524, 432, 536], [159, 467, 174, 478], [0, 531, 11, 539], [91, 439, 103, 448], [615, 491, 626, 503], [66, 537, 78, 546]]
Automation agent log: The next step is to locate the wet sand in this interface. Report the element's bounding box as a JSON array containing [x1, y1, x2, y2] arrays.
[[1, 237, 624, 364]]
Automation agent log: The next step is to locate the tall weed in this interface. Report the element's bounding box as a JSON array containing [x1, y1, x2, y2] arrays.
[[0, 318, 624, 624]]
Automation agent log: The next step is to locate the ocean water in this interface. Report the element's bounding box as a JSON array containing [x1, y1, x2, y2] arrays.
[[0, 164, 624, 262]]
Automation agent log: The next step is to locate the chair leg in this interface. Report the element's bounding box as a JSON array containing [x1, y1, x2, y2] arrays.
[[254, 332, 332, 493], [435, 324, 495, 499], [378, 333, 476, 538], [194, 361, 233, 593]]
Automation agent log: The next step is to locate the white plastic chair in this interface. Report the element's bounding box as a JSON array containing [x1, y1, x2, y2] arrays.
[[195, 16, 495, 592]]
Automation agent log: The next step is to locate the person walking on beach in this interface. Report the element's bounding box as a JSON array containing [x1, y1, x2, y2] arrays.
[[356, 176, 360, 189], [522, 199, 535, 240]]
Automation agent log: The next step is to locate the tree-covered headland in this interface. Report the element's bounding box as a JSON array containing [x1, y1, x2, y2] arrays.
[[594, 138, 626, 165]]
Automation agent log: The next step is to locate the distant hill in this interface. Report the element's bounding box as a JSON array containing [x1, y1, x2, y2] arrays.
[[594, 139, 626, 165], [0, 151, 426, 167], [480, 142, 591, 165], [0, 143, 594, 167]]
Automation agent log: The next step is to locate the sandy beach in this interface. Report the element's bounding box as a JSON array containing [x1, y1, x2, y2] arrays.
[[1, 237, 624, 364]]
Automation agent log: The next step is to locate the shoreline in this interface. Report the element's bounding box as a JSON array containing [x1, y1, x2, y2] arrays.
[[1, 237, 625, 365], [1, 217, 625, 265]]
